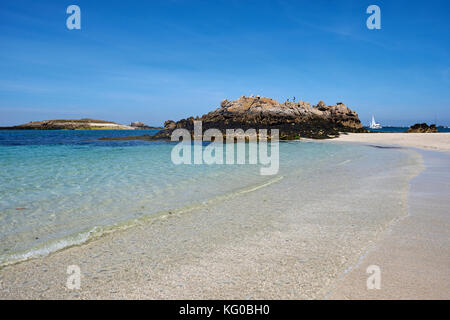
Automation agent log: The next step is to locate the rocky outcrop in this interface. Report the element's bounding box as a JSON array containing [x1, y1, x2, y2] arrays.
[[407, 123, 438, 133], [130, 121, 146, 128], [0, 119, 135, 130], [130, 121, 162, 129], [164, 120, 177, 130], [150, 96, 365, 140]]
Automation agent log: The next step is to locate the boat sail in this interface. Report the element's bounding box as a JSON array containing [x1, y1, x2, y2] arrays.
[[369, 115, 382, 129]]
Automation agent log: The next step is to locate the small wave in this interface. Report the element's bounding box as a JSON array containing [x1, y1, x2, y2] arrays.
[[337, 159, 351, 166], [0, 175, 284, 268], [0, 228, 98, 268]]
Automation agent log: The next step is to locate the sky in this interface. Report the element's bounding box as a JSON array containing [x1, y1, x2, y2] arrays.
[[0, 0, 449, 127]]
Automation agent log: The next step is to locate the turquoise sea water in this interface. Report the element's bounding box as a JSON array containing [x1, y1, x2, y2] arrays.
[[0, 130, 410, 266]]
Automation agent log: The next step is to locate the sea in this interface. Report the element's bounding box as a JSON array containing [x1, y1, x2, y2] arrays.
[[0, 129, 425, 266], [365, 126, 450, 133]]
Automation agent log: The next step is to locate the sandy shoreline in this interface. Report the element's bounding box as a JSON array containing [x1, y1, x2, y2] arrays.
[[333, 132, 450, 153], [0, 134, 448, 299], [325, 133, 450, 298], [328, 149, 450, 299]]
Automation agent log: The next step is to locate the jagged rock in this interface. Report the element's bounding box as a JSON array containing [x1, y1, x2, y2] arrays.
[[150, 96, 365, 140], [164, 120, 176, 130], [315, 100, 327, 111], [407, 123, 437, 133]]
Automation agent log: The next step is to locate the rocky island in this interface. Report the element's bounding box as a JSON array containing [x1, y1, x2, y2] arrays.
[[406, 123, 438, 133], [0, 119, 135, 130], [101, 96, 366, 141], [130, 121, 163, 130]]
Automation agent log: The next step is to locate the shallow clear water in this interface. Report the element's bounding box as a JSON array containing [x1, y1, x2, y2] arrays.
[[0, 130, 411, 266]]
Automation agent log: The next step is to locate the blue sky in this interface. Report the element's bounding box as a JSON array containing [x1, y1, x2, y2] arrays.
[[0, 0, 449, 127]]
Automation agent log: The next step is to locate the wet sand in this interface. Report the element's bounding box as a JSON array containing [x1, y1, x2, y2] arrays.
[[328, 149, 450, 299], [0, 144, 422, 299], [329, 132, 450, 299], [334, 132, 450, 152]]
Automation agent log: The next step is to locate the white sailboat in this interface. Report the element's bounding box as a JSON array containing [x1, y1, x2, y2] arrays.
[[369, 115, 382, 129]]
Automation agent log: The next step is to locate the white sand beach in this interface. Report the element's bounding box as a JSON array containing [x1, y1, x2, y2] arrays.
[[327, 133, 450, 299], [328, 149, 450, 299], [334, 132, 450, 152]]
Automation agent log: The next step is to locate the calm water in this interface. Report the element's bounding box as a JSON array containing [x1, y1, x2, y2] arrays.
[[0, 130, 413, 266], [365, 126, 450, 133]]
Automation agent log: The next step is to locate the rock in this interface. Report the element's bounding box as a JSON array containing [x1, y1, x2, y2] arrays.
[[315, 100, 327, 111], [130, 121, 146, 128], [151, 96, 365, 140], [406, 123, 437, 133], [130, 121, 161, 129], [164, 120, 176, 130], [100, 96, 366, 141]]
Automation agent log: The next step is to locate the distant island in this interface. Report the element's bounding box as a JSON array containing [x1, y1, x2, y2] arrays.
[[130, 121, 163, 130], [407, 123, 438, 133], [0, 119, 162, 130]]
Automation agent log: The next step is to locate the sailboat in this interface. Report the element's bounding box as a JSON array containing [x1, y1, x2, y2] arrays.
[[369, 115, 382, 129]]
